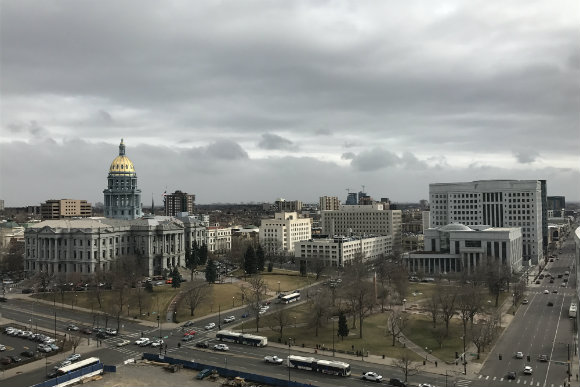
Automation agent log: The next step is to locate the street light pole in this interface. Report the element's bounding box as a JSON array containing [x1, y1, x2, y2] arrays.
[[332, 318, 335, 357], [288, 338, 292, 386]]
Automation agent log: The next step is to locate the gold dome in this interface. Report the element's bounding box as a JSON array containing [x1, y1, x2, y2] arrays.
[[109, 155, 136, 173]]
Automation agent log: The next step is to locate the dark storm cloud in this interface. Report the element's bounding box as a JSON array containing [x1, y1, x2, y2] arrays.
[[257, 133, 296, 150], [0, 0, 579, 204]]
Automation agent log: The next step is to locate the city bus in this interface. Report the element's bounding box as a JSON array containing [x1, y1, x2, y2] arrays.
[[52, 357, 102, 386], [280, 292, 301, 304], [569, 303, 577, 318], [287, 355, 351, 376], [216, 330, 268, 347]]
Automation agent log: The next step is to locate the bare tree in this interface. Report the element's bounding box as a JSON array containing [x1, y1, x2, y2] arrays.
[[312, 258, 326, 280], [386, 309, 408, 346], [512, 276, 527, 307], [471, 314, 500, 359], [267, 308, 292, 340], [183, 281, 209, 316], [70, 331, 83, 354], [425, 293, 440, 328], [308, 289, 330, 337], [243, 275, 267, 332], [438, 285, 457, 336], [391, 264, 409, 302], [34, 271, 54, 292], [341, 256, 375, 338], [392, 353, 422, 382], [431, 326, 447, 349]]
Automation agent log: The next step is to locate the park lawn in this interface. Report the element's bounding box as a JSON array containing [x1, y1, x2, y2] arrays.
[[257, 271, 315, 294], [175, 283, 243, 322], [33, 286, 178, 323], [403, 313, 464, 362]]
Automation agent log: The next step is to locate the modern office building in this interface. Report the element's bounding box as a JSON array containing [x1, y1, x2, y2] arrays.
[[40, 199, 92, 220], [429, 180, 546, 265], [319, 196, 340, 211], [295, 235, 392, 267], [259, 212, 312, 254], [164, 190, 195, 216], [404, 223, 523, 275], [320, 203, 402, 250], [345, 192, 358, 205], [547, 196, 566, 213], [103, 139, 142, 220]]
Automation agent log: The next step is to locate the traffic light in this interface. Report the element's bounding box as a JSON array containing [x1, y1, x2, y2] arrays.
[[499, 354, 502, 360], [527, 355, 530, 362]]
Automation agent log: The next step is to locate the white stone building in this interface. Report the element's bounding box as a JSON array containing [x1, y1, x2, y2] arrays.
[[295, 235, 392, 267], [429, 180, 546, 265], [320, 203, 402, 249], [404, 223, 523, 275], [259, 212, 312, 254]]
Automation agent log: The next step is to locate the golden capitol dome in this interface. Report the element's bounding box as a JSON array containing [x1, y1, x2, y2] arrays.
[[109, 139, 136, 174]]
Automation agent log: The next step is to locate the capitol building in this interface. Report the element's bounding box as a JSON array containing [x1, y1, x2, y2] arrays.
[[24, 140, 230, 278]]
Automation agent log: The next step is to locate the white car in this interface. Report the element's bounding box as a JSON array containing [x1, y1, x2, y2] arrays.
[[105, 328, 117, 336], [524, 365, 533, 375], [223, 316, 236, 324], [362, 371, 383, 382], [116, 339, 130, 347], [0, 344, 6, 352], [66, 353, 81, 362], [264, 355, 284, 364], [150, 339, 164, 348], [205, 323, 216, 330], [213, 344, 229, 351], [543, 290, 549, 294], [515, 351, 524, 359], [135, 337, 150, 345]]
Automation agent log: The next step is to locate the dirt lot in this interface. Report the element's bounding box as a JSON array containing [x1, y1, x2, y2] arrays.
[[89, 362, 214, 387]]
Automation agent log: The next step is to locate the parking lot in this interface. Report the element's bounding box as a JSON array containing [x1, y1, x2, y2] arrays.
[[0, 324, 67, 371]]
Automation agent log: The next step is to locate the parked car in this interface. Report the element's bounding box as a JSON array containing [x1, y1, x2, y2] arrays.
[[196, 368, 213, 380], [213, 344, 229, 351], [0, 357, 12, 365], [21, 350, 35, 358], [547, 301, 554, 306], [507, 371, 516, 380], [66, 353, 81, 362], [362, 371, 383, 382], [522, 299, 529, 304], [264, 355, 284, 364], [0, 345, 5, 352], [524, 366, 533, 375], [204, 323, 216, 330], [388, 378, 407, 387], [9, 355, 22, 363]]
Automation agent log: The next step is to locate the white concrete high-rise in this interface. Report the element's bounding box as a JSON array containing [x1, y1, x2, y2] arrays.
[[429, 180, 546, 265], [259, 212, 312, 254]]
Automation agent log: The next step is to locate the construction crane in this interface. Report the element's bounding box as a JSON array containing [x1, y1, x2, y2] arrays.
[[361, 185, 366, 193], [345, 188, 353, 193]]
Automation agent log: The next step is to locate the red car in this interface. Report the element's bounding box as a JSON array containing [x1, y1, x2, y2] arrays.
[[183, 330, 196, 336]]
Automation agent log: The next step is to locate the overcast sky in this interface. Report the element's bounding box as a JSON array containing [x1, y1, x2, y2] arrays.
[[1, 0, 579, 207]]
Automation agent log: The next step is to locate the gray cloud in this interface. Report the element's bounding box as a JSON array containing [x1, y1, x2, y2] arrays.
[[257, 133, 296, 150], [0, 0, 578, 204], [514, 150, 540, 164]]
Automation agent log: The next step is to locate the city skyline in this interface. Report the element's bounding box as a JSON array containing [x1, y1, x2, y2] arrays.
[[1, 1, 579, 206]]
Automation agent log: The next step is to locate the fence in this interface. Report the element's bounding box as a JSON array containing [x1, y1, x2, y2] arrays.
[[29, 363, 104, 387], [142, 353, 316, 387]]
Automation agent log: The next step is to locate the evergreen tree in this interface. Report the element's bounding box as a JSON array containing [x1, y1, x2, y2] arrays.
[[171, 266, 182, 288], [256, 244, 265, 272], [244, 246, 257, 275], [199, 243, 208, 266], [267, 261, 273, 272], [205, 258, 217, 283], [338, 311, 349, 340], [144, 281, 153, 292]]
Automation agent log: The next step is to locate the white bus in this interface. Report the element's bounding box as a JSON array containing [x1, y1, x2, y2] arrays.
[[52, 357, 102, 386], [216, 330, 268, 347], [569, 303, 577, 318], [287, 355, 351, 376], [280, 292, 301, 304]]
